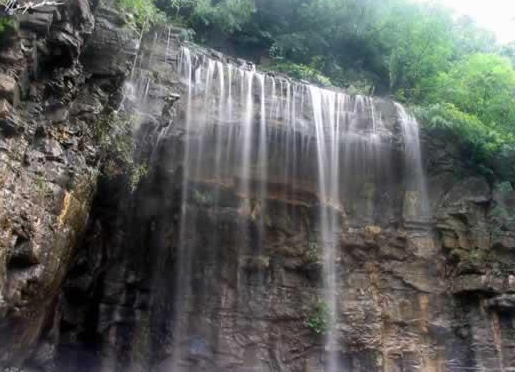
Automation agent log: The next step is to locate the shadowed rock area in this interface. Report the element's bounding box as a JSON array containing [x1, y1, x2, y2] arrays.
[[0, 0, 136, 369]]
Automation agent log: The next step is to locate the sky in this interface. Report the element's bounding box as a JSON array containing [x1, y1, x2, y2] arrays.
[[413, 0, 515, 44]]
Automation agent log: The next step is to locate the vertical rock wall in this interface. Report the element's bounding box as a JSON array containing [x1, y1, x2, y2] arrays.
[[0, 0, 137, 369]]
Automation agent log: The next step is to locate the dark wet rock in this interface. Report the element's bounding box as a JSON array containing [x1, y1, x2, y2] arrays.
[[0, 0, 136, 369], [18, 11, 55, 35], [81, 3, 137, 77], [0, 99, 21, 137], [487, 294, 515, 311]]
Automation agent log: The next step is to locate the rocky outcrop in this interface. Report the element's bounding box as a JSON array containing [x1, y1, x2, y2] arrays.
[[424, 131, 515, 371], [0, 0, 137, 369]]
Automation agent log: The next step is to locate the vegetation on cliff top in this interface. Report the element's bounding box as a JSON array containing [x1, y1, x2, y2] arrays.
[[118, 0, 167, 30], [121, 0, 515, 183]]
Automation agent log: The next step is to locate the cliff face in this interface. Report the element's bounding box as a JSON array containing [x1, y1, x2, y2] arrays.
[[0, 0, 137, 368], [0, 2, 515, 372]]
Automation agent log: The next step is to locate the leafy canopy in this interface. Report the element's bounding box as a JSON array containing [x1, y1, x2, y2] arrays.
[[190, 0, 253, 33], [118, 0, 166, 30], [429, 54, 515, 129]]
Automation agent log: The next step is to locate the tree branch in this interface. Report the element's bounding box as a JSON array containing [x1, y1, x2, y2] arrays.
[[1, 0, 65, 15]]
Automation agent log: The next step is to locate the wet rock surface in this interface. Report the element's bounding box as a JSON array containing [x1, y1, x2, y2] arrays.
[[0, 3, 514, 372], [0, 0, 136, 369]]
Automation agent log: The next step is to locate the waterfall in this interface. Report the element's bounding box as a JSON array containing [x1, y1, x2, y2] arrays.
[[395, 103, 431, 223], [308, 86, 340, 372], [169, 46, 429, 371]]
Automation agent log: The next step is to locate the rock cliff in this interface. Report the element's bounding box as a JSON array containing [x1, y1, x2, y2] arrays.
[[0, 2, 514, 372], [0, 0, 136, 368]]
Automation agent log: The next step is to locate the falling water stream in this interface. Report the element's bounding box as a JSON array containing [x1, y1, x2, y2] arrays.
[[395, 103, 431, 223], [168, 45, 429, 371]]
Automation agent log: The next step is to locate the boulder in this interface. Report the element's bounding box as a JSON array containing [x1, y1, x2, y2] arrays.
[[81, 6, 137, 77], [0, 99, 20, 137], [0, 74, 19, 106], [18, 11, 55, 35]]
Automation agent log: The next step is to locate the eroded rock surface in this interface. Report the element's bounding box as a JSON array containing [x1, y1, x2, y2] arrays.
[[0, 0, 136, 369]]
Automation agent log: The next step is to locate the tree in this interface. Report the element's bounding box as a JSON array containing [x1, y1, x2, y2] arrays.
[[452, 15, 497, 57], [429, 53, 515, 130], [378, 2, 455, 101], [118, 0, 166, 29], [189, 0, 253, 34], [1, 0, 64, 15]]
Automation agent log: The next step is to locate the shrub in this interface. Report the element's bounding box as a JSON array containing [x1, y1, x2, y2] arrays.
[[94, 111, 149, 193], [414, 103, 515, 180], [0, 17, 16, 42], [263, 60, 332, 87], [191, 188, 215, 206], [129, 164, 149, 192], [190, 0, 253, 34], [306, 301, 332, 335], [0, 17, 14, 33], [117, 0, 166, 30], [427, 54, 515, 130], [304, 241, 320, 264]]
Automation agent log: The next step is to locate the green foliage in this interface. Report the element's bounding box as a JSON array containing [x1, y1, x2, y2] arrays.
[[94, 112, 135, 165], [189, 0, 253, 34], [415, 104, 514, 159], [117, 0, 166, 30], [0, 17, 14, 33], [414, 103, 515, 180], [416, 53, 515, 182], [264, 60, 332, 87], [306, 301, 332, 335], [192, 188, 216, 206], [452, 16, 497, 56], [304, 241, 320, 263], [155, 0, 511, 99], [169, 0, 196, 13], [94, 112, 149, 193], [158, 0, 512, 99], [0, 16, 16, 43], [496, 181, 514, 194], [34, 174, 52, 197], [431, 54, 515, 129], [129, 164, 149, 192], [379, 3, 455, 101], [449, 247, 493, 272]]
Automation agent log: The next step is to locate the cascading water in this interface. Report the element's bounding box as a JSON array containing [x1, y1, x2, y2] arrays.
[[165, 45, 429, 371], [395, 103, 431, 223]]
